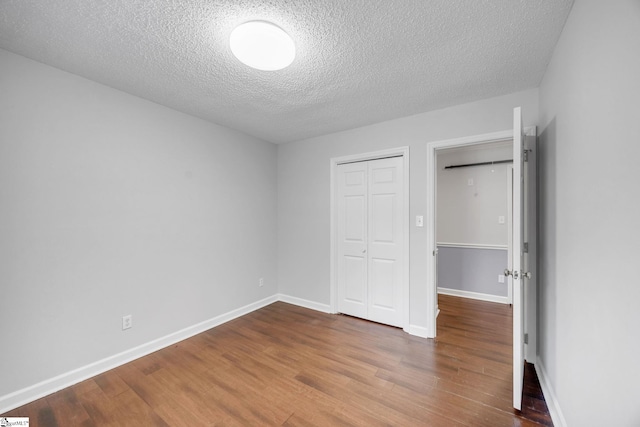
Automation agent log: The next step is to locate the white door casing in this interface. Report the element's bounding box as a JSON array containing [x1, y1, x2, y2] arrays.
[[427, 130, 515, 338], [334, 151, 407, 329]]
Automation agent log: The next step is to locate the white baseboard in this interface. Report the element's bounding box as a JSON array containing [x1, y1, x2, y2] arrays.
[[277, 294, 332, 313], [0, 295, 279, 414], [407, 324, 432, 339], [438, 287, 509, 304], [535, 357, 567, 427], [279, 294, 436, 341]]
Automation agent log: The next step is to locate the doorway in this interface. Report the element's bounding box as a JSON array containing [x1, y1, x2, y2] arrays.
[[435, 141, 513, 306], [426, 116, 537, 410]]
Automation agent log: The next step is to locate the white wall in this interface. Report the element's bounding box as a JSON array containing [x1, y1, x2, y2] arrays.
[[437, 143, 511, 246], [537, 1, 640, 425], [278, 89, 538, 329], [0, 49, 278, 400]]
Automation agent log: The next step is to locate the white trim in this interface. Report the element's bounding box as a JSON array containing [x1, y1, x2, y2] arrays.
[[436, 242, 508, 250], [536, 357, 568, 427], [407, 324, 430, 338], [329, 146, 410, 330], [437, 287, 509, 304], [0, 295, 278, 414], [278, 294, 332, 313]]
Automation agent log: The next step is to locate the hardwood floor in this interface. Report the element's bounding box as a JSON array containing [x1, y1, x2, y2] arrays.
[[437, 295, 552, 426], [3, 295, 552, 426]]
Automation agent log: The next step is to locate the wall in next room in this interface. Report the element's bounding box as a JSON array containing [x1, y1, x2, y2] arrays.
[[436, 143, 512, 301]]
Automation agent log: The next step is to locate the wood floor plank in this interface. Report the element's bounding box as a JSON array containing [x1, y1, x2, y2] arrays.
[[2, 295, 553, 426], [93, 372, 129, 398], [45, 387, 92, 426]]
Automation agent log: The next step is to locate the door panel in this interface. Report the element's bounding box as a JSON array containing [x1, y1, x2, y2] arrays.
[[337, 162, 368, 319], [344, 255, 367, 303], [345, 196, 366, 241], [512, 107, 525, 411], [371, 194, 395, 243], [368, 157, 404, 327], [369, 258, 395, 309], [371, 166, 395, 184]]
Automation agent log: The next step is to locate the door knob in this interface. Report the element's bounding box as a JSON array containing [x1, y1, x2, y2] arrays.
[[362, 249, 366, 253], [523, 271, 531, 279], [504, 269, 519, 279]]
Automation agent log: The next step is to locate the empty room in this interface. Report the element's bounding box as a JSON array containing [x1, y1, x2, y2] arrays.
[[1, 1, 639, 426]]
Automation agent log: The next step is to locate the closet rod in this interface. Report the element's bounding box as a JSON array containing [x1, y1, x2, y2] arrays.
[[444, 159, 512, 169]]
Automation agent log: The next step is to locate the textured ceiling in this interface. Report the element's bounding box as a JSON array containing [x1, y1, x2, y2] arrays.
[[0, 0, 573, 143]]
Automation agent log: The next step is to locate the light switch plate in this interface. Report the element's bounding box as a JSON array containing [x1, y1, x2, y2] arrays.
[[416, 215, 424, 227]]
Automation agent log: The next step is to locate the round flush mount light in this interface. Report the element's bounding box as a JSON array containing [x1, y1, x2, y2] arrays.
[[230, 21, 295, 71]]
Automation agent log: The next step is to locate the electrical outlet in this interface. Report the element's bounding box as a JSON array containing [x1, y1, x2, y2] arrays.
[[259, 278, 264, 287], [122, 315, 132, 330]]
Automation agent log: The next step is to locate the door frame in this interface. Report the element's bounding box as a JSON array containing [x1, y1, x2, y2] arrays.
[[426, 128, 535, 339], [330, 146, 410, 331]]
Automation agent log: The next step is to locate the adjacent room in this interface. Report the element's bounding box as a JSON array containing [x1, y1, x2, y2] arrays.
[[2, 1, 639, 426], [436, 141, 513, 305]]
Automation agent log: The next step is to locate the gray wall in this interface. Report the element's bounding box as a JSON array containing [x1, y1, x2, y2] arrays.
[[277, 89, 538, 330], [537, 1, 640, 425], [0, 49, 278, 397], [437, 246, 507, 298]]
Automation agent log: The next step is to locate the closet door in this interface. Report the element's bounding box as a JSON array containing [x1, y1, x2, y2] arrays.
[[336, 157, 404, 327], [336, 162, 368, 319], [367, 157, 404, 327]]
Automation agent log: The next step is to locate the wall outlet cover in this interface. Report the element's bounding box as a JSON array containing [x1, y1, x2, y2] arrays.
[[122, 315, 132, 330]]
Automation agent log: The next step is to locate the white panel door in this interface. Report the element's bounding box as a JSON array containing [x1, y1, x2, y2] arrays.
[[336, 157, 404, 327], [512, 107, 525, 410], [337, 162, 368, 319], [367, 157, 404, 327]]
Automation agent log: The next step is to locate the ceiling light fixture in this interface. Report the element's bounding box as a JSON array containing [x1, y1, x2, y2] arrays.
[[230, 21, 295, 71]]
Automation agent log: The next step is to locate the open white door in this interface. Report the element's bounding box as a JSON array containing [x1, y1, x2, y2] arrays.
[[426, 126, 535, 345], [511, 107, 526, 410]]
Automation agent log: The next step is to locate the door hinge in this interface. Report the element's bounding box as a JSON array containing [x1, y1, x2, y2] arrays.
[[524, 333, 528, 344], [523, 242, 529, 253], [524, 149, 531, 162]]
